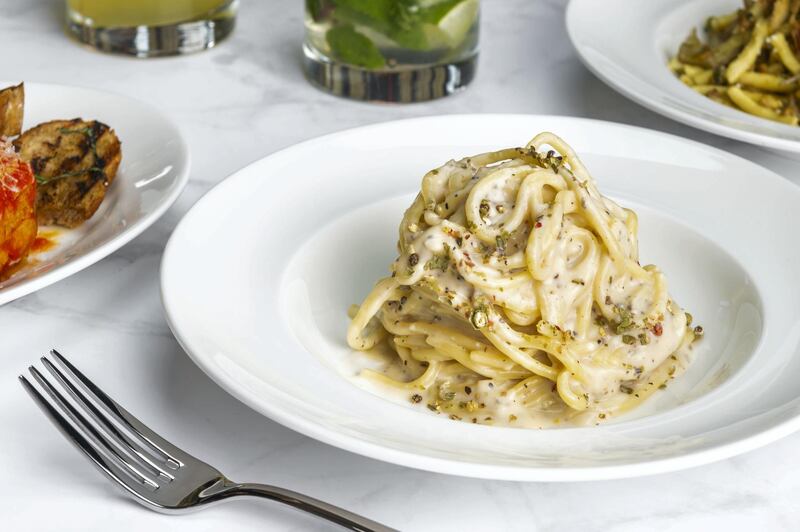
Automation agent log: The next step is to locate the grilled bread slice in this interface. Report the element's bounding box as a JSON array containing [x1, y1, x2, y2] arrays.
[[14, 119, 121, 228], [0, 83, 24, 138]]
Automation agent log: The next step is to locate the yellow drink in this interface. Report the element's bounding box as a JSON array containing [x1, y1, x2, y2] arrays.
[[65, 0, 237, 56], [67, 0, 229, 27]]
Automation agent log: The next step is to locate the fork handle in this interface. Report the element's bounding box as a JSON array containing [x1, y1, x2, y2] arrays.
[[228, 483, 397, 532]]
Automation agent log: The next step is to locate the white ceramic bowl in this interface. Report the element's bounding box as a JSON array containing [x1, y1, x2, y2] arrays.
[[162, 115, 800, 481]]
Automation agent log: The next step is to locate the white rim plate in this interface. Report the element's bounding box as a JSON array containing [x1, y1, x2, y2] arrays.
[[161, 115, 800, 481], [566, 0, 800, 153], [0, 81, 189, 305]]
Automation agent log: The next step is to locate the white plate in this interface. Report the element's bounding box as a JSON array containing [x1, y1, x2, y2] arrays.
[[161, 115, 800, 481], [567, 0, 800, 153], [0, 81, 189, 304]]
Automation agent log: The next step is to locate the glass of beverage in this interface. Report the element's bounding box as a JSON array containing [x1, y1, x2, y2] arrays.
[[66, 0, 238, 57], [303, 0, 480, 102]]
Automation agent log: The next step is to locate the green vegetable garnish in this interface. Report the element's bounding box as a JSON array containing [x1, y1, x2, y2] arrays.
[[326, 25, 386, 69]]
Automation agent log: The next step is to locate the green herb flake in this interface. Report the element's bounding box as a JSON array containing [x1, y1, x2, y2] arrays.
[[424, 253, 449, 272], [621, 334, 636, 345], [615, 306, 635, 334], [479, 199, 490, 219]]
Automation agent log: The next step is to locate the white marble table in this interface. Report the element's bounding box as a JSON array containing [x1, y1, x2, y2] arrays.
[[3, 1, 800, 530]]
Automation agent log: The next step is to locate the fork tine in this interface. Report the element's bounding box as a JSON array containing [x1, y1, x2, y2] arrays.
[[19, 374, 159, 506], [26, 366, 159, 490], [50, 349, 186, 467], [41, 356, 176, 481]]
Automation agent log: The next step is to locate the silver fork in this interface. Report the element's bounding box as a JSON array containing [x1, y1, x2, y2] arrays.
[[19, 350, 396, 532]]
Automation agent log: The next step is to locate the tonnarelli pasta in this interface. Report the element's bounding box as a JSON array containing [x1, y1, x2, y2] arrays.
[[671, 0, 800, 125], [347, 133, 702, 428]]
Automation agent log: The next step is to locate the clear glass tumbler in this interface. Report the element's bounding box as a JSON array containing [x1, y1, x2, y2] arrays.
[[303, 0, 480, 102], [66, 0, 238, 57]]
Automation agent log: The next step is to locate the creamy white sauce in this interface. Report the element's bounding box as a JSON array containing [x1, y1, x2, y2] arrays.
[[347, 134, 700, 428]]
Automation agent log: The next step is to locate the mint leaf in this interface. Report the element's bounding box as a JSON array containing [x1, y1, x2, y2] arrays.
[[332, 2, 428, 50], [326, 25, 386, 69], [331, 0, 394, 25]]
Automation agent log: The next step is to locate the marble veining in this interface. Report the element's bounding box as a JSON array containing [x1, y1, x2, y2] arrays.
[[2, 0, 800, 530]]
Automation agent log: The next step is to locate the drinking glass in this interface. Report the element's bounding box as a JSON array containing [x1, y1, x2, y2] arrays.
[[66, 0, 238, 57], [303, 0, 480, 102]]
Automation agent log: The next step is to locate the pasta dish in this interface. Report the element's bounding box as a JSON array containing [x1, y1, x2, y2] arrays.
[[347, 133, 702, 428], [670, 0, 800, 125]]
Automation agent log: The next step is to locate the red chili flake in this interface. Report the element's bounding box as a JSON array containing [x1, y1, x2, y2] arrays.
[[652, 322, 663, 336], [535, 221, 543, 228]]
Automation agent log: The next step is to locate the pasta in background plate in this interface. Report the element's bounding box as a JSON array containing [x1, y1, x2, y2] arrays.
[[671, 0, 800, 125], [347, 132, 703, 428]]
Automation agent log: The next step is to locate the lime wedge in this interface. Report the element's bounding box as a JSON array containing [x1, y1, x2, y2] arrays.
[[420, 24, 450, 51], [434, 0, 479, 48]]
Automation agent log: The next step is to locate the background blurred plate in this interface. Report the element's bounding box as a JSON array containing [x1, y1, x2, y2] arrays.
[[0, 81, 189, 305], [162, 115, 800, 481], [567, 0, 800, 153]]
